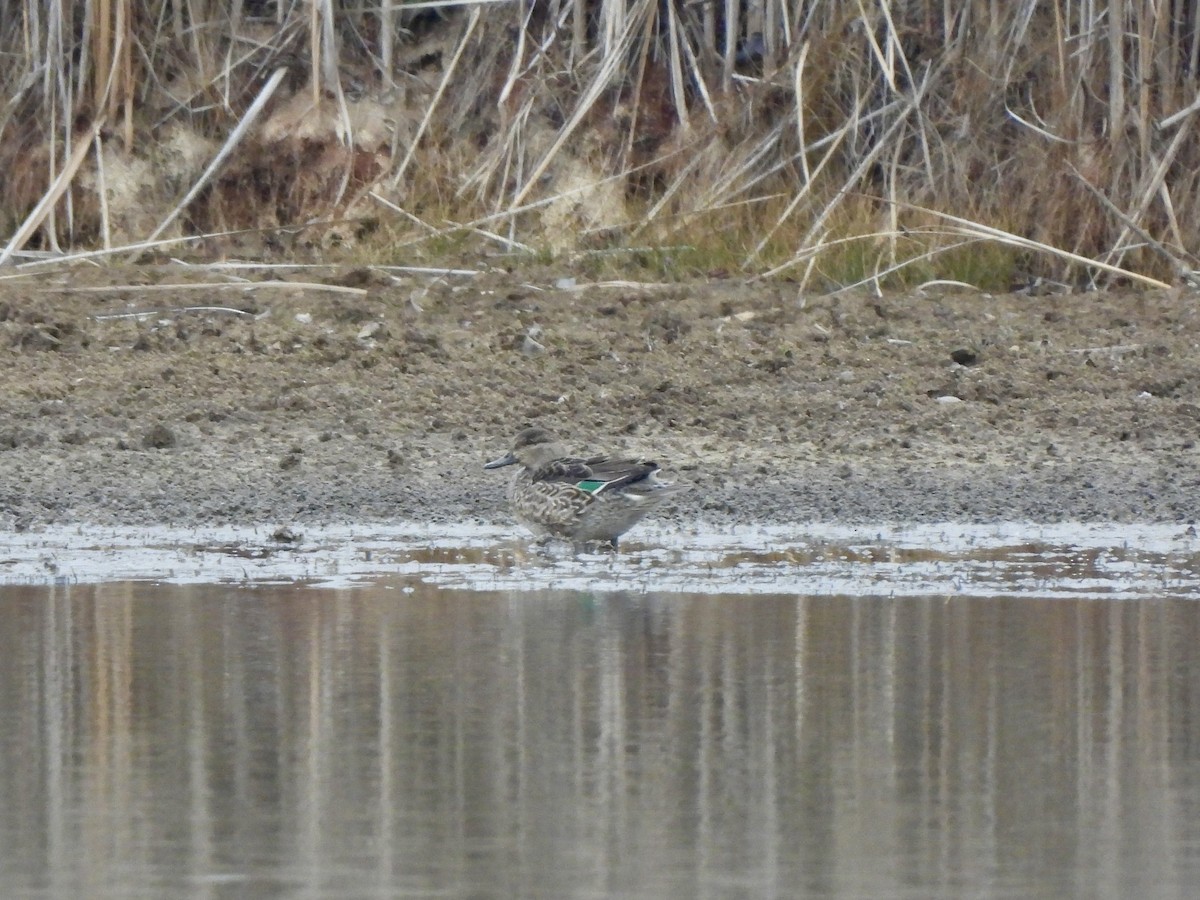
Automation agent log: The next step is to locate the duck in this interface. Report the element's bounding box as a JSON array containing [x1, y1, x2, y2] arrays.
[[484, 426, 689, 549]]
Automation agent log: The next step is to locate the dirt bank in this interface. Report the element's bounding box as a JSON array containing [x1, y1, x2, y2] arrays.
[[1, 264, 1197, 532]]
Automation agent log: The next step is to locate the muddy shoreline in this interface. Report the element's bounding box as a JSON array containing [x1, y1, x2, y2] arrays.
[[1, 265, 1197, 532]]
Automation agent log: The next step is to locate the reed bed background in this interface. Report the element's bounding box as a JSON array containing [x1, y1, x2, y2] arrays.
[[3, 0, 1200, 289]]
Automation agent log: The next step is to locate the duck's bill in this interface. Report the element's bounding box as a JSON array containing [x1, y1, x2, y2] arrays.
[[484, 452, 517, 469]]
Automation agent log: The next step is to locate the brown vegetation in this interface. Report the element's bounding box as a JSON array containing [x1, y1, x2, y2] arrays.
[[2, 1, 1200, 288]]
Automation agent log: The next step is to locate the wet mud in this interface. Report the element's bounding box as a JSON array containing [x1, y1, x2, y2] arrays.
[[1, 264, 1197, 531]]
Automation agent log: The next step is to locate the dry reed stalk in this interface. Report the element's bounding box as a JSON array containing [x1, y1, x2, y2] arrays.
[[1101, 121, 1194, 272], [760, 74, 928, 280], [51, 280, 371, 296], [908, 204, 1173, 290], [93, 130, 111, 251], [0, 117, 106, 267], [742, 118, 850, 263], [1073, 170, 1190, 273], [8, 229, 287, 271], [507, 0, 653, 209], [830, 237, 987, 296], [139, 67, 289, 250], [3, 0, 1200, 286], [388, 7, 482, 191]]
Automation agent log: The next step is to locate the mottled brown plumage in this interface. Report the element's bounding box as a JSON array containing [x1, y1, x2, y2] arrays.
[[484, 426, 689, 548]]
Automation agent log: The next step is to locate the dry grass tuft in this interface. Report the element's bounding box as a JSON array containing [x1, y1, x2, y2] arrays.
[[1, 1, 1197, 288]]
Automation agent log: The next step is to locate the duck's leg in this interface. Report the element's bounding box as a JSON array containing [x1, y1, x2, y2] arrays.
[[569, 538, 619, 554]]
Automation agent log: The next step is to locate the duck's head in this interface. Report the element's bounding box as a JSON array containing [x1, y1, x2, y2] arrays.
[[484, 426, 567, 470]]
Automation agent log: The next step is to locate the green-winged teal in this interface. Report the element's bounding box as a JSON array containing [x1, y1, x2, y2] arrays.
[[484, 426, 689, 549]]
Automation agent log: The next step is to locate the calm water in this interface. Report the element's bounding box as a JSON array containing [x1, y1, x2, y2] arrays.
[[2, 582, 1199, 899]]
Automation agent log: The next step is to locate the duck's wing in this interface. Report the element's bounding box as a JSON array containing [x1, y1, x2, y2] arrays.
[[529, 456, 600, 484], [530, 454, 659, 494], [574, 455, 661, 492]]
